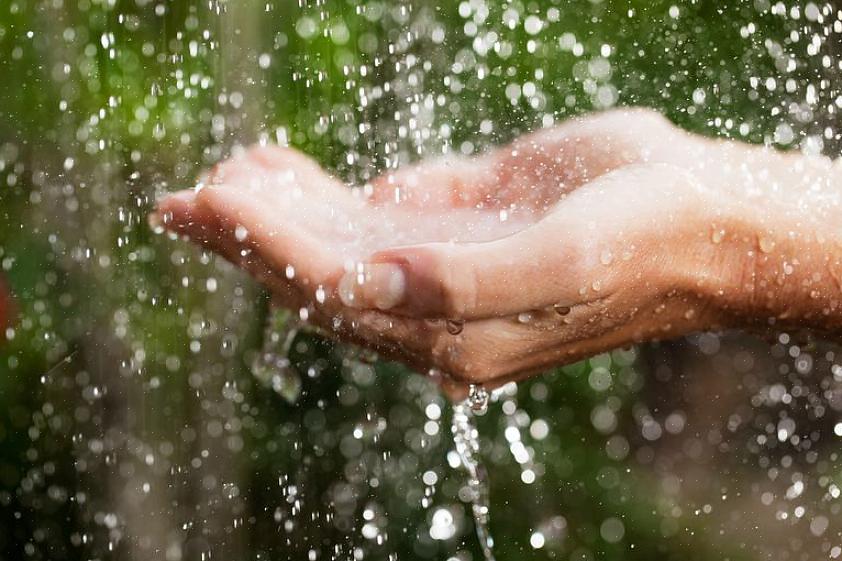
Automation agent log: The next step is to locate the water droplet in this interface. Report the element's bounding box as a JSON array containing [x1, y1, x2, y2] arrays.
[[759, 236, 776, 253], [468, 384, 490, 414], [711, 228, 726, 244], [446, 319, 464, 335], [517, 312, 533, 324], [251, 311, 302, 404], [599, 249, 614, 265], [553, 304, 571, 316]]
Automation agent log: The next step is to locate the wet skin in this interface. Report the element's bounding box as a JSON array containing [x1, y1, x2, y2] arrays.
[[154, 108, 842, 395]]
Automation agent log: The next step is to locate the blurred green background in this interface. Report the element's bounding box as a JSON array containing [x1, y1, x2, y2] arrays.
[[1, 0, 841, 560]]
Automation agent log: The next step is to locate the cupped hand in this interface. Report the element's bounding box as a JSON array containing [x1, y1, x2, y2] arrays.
[[154, 108, 839, 391]]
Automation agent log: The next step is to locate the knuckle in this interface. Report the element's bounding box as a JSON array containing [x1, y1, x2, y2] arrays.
[[401, 246, 467, 317], [246, 144, 287, 166], [206, 160, 230, 183], [589, 107, 672, 138]]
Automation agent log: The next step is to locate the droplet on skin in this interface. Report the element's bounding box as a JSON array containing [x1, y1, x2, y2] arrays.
[[285, 264, 295, 279], [446, 319, 464, 335], [711, 228, 725, 244], [315, 285, 326, 304], [599, 249, 613, 266], [517, 312, 533, 324], [234, 224, 248, 242], [553, 304, 571, 316], [759, 236, 775, 253], [684, 308, 696, 320]]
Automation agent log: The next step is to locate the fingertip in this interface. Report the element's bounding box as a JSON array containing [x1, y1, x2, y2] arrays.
[[153, 190, 197, 226], [151, 189, 218, 239], [156, 189, 197, 210], [369, 245, 460, 318], [338, 262, 407, 311]]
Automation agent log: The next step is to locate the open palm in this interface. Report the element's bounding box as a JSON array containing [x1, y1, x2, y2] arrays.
[[156, 109, 814, 390]]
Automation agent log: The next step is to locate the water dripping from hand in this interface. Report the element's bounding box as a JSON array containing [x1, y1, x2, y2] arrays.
[[451, 384, 496, 561]]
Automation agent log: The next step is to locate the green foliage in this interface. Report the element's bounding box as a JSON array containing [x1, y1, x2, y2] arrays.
[[0, 1, 835, 560]]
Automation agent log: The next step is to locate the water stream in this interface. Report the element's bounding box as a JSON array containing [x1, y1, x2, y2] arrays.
[[452, 385, 495, 561]]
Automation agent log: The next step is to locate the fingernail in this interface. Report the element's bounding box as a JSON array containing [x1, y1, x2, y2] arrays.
[[338, 263, 406, 310], [369, 263, 406, 310]]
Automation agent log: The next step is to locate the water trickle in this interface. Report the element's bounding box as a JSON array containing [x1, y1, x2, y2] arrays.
[[452, 384, 495, 561], [467, 383, 490, 414]]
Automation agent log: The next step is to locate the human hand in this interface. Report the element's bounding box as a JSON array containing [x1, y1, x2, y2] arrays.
[[152, 140, 536, 393], [154, 109, 840, 391]]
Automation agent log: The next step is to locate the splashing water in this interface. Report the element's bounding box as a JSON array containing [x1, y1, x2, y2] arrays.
[[250, 308, 302, 403], [452, 384, 495, 561]]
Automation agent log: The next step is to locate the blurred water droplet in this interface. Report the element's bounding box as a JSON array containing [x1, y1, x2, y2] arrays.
[[251, 309, 302, 404], [468, 384, 490, 414]]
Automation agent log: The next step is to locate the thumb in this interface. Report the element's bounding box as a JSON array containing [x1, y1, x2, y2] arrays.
[[337, 210, 590, 319], [336, 162, 700, 319]]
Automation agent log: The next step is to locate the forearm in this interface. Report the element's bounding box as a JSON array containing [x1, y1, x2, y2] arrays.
[[725, 154, 842, 333]]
